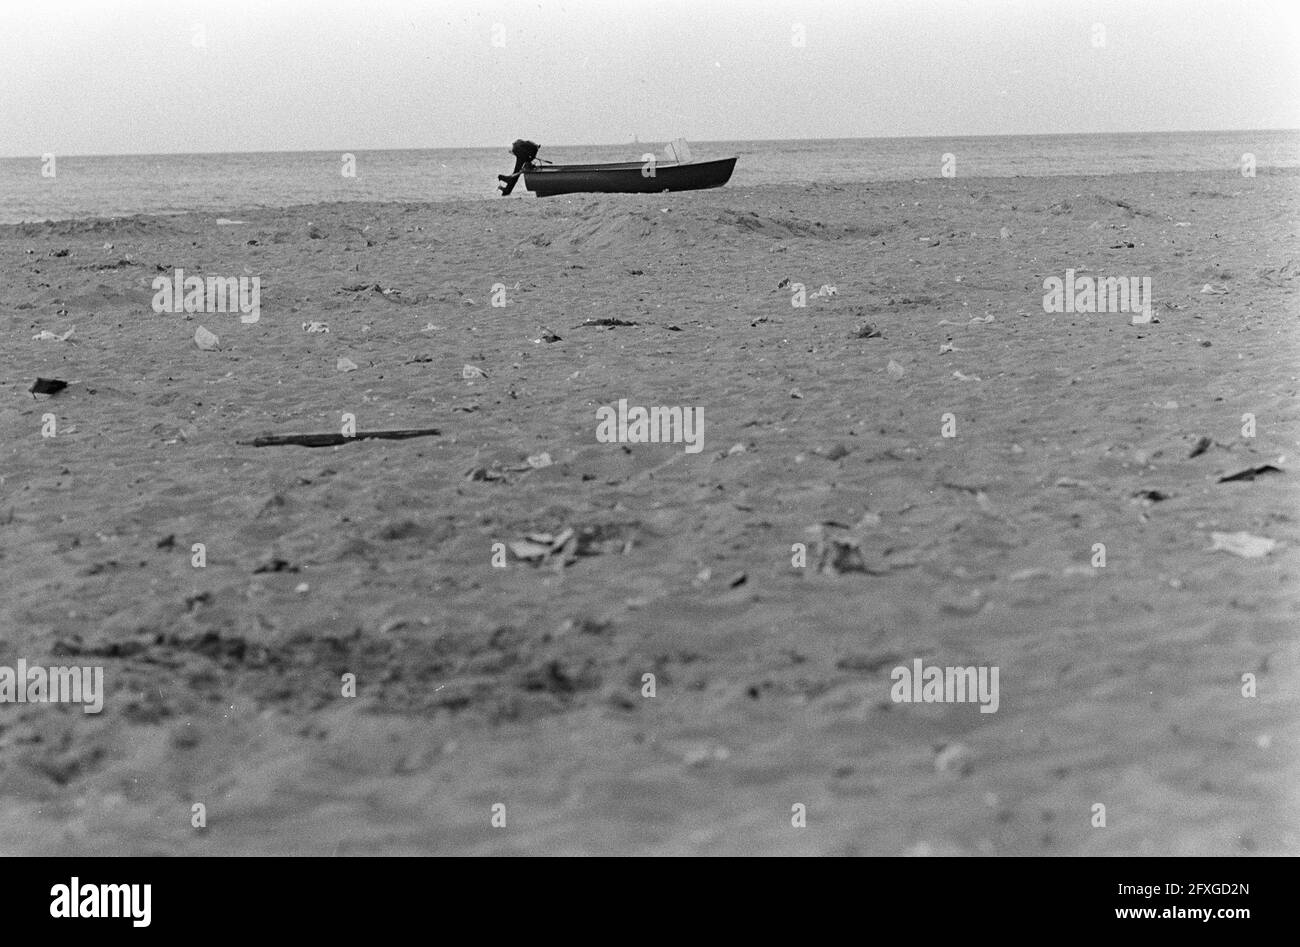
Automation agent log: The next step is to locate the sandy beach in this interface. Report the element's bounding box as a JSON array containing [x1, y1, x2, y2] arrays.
[[1, 169, 1297, 856]]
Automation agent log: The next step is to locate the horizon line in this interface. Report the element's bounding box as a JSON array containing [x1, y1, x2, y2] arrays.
[[4, 126, 1298, 161]]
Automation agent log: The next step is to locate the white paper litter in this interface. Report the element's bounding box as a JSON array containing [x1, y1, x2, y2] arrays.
[[33, 326, 75, 341], [1209, 531, 1278, 558]]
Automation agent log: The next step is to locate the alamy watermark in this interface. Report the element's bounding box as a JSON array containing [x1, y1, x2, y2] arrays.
[[595, 399, 704, 453], [1042, 269, 1152, 323], [0, 660, 104, 713], [50, 878, 150, 927], [890, 659, 999, 713], [152, 268, 260, 323]]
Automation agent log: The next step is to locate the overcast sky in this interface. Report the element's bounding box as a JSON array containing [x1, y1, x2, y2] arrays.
[[2, 0, 1297, 157]]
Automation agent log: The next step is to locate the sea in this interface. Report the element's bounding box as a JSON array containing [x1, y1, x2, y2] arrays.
[[1, 130, 1297, 225]]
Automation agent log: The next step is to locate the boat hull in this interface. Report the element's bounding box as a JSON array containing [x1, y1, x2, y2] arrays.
[[523, 157, 737, 197]]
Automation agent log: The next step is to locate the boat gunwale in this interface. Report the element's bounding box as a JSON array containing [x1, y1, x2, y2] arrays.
[[525, 156, 738, 174]]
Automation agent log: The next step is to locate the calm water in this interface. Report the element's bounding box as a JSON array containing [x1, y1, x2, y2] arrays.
[[2, 130, 1296, 224]]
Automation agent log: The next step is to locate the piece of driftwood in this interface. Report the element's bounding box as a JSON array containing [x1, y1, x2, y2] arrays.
[[572, 317, 639, 328], [1217, 464, 1283, 483], [241, 428, 440, 448]]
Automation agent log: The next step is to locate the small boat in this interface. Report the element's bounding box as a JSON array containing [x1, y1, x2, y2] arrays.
[[499, 139, 736, 198], [524, 156, 737, 197]]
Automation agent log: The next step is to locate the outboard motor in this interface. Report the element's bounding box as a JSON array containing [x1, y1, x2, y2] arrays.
[[499, 139, 540, 195]]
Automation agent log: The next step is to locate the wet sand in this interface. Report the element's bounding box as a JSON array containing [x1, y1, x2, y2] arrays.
[[1, 169, 1297, 855]]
